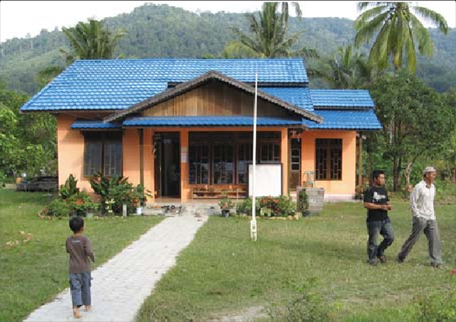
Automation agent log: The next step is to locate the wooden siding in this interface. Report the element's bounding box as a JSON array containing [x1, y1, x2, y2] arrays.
[[143, 80, 293, 117]]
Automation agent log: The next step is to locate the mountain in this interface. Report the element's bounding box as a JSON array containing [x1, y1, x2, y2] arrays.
[[1, 3, 455, 95]]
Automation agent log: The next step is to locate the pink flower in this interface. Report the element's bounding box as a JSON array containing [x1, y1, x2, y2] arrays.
[[450, 269, 456, 275]]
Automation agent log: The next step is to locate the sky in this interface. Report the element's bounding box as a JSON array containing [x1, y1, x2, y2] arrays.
[[1, 1, 455, 42]]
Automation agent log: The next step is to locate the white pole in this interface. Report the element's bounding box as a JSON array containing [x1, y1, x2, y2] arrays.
[[251, 72, 258, 241]]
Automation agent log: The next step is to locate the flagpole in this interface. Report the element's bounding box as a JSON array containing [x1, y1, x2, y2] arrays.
[[251, 72, 258, 241]]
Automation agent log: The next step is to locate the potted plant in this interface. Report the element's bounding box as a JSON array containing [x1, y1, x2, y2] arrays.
[[218, 197, 234, 217]]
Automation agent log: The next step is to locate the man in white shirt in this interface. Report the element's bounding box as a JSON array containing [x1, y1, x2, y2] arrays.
[[397, 166, 442, 267]]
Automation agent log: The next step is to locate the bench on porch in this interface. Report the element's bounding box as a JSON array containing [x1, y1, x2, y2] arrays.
[[191, 187, 247, 200]]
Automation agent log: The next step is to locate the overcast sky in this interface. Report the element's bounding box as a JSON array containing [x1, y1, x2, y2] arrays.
[[1, 1, 455, 42]]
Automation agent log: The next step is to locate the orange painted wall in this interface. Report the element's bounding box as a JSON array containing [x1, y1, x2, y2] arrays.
[[57, 117, 357, 201], [280, 128, 289, 195], [122, 129, 141, 185], [301, 130, 357, 196], [57, 115, 92, 192]]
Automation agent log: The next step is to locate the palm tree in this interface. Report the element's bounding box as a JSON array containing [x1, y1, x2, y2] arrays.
[[319, 45, 374, 89], [228, 2, 317, 58], [61, 19, 126, 63], [354, 2, 448, 74], [37, 19, 126, 86]]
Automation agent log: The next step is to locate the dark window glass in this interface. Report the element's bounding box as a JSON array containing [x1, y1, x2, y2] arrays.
[[84, 132, 122, 177], [315, 139, 342, 180], [189, 144, 210, 184], [237, 143, 252, 184], [213, 144, 234, 184]]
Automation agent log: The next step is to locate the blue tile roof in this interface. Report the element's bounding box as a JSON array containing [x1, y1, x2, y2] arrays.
[[260, 87, 314, 112], [70, 120, 121, 129], [123, 116, 304, 127], [303, 110, 382, 130], [21, 58, 308, 112], [309, 89, 374, 108]]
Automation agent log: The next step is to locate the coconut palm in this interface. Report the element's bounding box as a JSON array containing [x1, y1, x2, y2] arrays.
[[61, 19, 126, 63], [228, 2, 317, 58], [319, 45, 374, 89], [354, 2, 448, 74], [37, 19, 126, 86]]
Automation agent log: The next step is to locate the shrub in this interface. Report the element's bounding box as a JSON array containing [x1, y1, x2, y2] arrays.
[[236, 197, 260, 215], [43, 199, 72, 217], [236, 196, 297, 217], [90, 172, 151, 215], [297, 189, 308, 214], [42, 175, 98, 217], [276, 195, 297, 217], [59, 174, 80, 200], [67, 192, 99, 216], [219, 196, 234, 210]]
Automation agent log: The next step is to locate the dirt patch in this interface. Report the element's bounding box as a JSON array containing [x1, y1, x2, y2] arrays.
[[208, 306, 267, 322]]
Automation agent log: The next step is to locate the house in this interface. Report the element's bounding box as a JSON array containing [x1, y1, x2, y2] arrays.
[[20, 58, 381, 202]]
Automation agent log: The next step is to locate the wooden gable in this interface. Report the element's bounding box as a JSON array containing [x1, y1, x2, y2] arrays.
[[142, 80, 292, 118]]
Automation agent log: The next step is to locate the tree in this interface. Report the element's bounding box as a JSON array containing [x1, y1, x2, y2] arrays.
[[318, 45, 374, 89], [368, 72, 455, 191], [0, 82, 56, 178], [355, 2, 448, 74], [61, 19, 126, 63], [228, 2, 317, 58], [37, 19, 126, 86]]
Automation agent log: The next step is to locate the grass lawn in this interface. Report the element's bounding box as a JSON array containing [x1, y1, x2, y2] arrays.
[[0, 189, 163, 322], [137, 198, 456, 322]]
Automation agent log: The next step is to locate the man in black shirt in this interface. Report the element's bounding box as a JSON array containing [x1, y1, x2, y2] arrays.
[[363, 170, 395, 265]]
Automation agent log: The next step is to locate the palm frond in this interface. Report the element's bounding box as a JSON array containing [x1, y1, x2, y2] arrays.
[[355, 11, 390, 47], [412, 6, 449, 34], [408, 15, 433, 57]]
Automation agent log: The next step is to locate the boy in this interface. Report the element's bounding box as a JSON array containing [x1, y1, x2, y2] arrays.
[[363, 170, 395, 265], [66, 216, 95, 318]]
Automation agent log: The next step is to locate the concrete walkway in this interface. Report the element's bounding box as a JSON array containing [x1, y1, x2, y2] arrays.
[[25, 213, 209, 322]]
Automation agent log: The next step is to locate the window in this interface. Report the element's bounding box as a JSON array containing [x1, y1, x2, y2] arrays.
[[84, 132, 122, 177], [189, 144, 210, 184], [213, 144, 234, 184], [315, 139, 342, 180], [259, 142, 280, 163], [188, 131, 281, 185], [237, 143, 252, 184]]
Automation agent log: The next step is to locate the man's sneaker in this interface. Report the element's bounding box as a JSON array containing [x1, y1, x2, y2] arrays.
[[377, 255, 387, 263], [431, 262, 442, 268], [368, 259, 378, 266], [396, 256, 404, 264]]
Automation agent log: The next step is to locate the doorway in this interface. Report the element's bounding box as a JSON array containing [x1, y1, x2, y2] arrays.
[[289, 138, 301, 191], [154, 132, 180, 198]]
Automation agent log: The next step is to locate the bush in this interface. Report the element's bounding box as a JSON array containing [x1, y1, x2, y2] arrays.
[[90, 172, 151, 216], [43, 199, 72, 217], [218, 196, 234, 210], [42, 175, 98, 217], [297, 189, 308, 214], [236, 197, 260, 215], [59, 174, 80, 200], [276, 195, 297, 217], [67, 192, 99, 216], [236, 196, 297, 217]]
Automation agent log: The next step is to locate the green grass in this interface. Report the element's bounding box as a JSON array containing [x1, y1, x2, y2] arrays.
[[137, 198, 456, 322], [0, 189, 163, 322]]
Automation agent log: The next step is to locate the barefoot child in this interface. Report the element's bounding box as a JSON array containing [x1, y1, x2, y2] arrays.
[[66, 216, 95, 318]]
